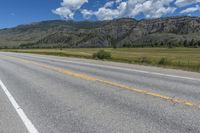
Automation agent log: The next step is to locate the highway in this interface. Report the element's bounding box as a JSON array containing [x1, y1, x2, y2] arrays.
[[0, 52, 200, 133]]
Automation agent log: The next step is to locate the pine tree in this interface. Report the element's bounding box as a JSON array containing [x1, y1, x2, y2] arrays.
[[183, 40, 188, 47]]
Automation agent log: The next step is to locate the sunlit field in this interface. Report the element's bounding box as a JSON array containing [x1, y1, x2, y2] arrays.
[[2, 48, 200, 72]]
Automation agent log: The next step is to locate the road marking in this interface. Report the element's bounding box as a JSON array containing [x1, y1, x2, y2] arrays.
[[0, 80, 39, 133], [13, 53, 200, 82], [51, 60, 200, 81], [4, 56, 200, 109]]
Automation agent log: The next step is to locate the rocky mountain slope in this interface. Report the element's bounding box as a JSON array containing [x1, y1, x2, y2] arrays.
[[0, 16, 200, 48]]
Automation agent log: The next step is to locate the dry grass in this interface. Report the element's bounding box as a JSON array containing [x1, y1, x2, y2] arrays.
[[2, 48, 200, 72]]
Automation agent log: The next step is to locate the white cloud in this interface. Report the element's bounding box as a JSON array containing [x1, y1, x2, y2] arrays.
[[82, 0, 176, 20], [88, 1, 127, 20], [53, 0, 88, 19], [53, 0, 200, 20], [175, 0, 200, 7], [180, 5, 200, 13], [104, 1, 115, 8], [81, 9, 94, 19]]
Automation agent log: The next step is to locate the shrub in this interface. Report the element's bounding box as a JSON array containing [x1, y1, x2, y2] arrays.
[[140, 57, 151, 64], [93, 50, 111, 59], [158, 57, 169, 65], [134, 57, 152, 64], [140, 57, 148, 63]]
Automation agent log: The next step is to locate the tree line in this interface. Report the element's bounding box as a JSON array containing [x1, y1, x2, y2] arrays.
[[121, 39, 200, 48]]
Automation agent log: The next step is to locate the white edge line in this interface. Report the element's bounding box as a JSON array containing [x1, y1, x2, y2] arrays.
[[60, 60, 200, 82], [0, 80, 39, 133], [3, 53, 200, 82], [22, 54, 200, 82]]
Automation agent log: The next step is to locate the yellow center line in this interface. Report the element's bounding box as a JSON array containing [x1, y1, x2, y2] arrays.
[[5, 55, 200, 109]]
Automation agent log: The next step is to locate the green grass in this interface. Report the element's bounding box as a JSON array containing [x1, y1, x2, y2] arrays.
[[1, 48, 200, 72]]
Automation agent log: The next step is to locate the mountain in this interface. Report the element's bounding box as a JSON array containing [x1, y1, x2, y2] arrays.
[[0, 16, 200, 48]]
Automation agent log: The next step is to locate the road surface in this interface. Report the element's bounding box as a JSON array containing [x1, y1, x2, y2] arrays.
[[0, 52, 200, 133]]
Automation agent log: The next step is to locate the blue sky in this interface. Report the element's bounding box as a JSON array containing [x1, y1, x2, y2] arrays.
[[0, 0, 200, 28]]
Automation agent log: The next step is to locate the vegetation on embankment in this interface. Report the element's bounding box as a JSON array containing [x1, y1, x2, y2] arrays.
[[1, 48, 200, 72]]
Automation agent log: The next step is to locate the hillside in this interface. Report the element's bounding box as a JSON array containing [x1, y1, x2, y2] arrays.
[[0, 16, 200, 48]]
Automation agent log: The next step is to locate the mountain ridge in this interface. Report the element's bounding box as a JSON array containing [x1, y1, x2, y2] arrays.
[[0, 16, 200, 48]]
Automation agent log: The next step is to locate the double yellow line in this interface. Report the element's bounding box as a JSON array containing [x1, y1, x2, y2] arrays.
[[6, 56, 200, 109]]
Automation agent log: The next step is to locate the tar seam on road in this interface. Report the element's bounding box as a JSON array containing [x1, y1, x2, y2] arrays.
[[0, 80, 39, 133], [4, 55, 200, 110]]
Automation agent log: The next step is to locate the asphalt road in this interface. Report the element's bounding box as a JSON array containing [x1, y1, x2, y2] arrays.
[[0, 52, 200, 133]]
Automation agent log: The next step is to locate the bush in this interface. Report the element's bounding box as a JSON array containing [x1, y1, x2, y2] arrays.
[[93, 50, 111, 59], [140, 57, 148, 63], [158, 57, 169, 65], [134, 57, 152, 64]]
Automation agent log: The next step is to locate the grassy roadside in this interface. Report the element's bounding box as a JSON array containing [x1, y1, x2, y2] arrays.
[[1, 48, 200, 72]]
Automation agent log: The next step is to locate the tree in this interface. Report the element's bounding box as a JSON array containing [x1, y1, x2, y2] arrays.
[[154, 42, 158, 47], [189, 39, 195, 47], [183, 40, 188, 47], [110, 37, 117, 49], [167, 42, 173, 48], [198, 41, 200, 47], [194, 41, 199, 48], [178, 41, 183, 47], [113, 43, 117, 49], [160, 41, 164, 47]]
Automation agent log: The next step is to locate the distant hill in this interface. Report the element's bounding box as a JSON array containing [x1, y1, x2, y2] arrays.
[[0, 16, 200, 48]]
